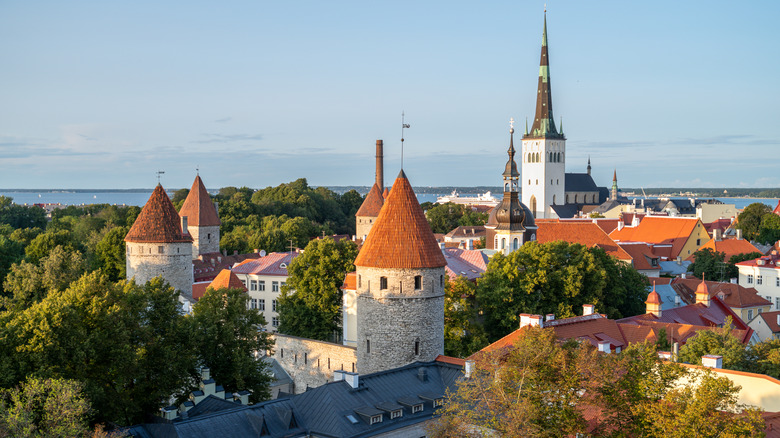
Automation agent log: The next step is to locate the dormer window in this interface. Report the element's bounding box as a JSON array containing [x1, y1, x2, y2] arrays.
[[434, 398, 443, 408], [370, 415, 382, 425], [412, 404, 423, 414], [390, 410, 402, 419]]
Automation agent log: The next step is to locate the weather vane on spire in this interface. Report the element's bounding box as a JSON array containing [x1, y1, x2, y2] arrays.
[[509, 117, 515, 134], [401, 111, 410, 169], [156, 170, 165, 184], [196, 165, 199, 176]]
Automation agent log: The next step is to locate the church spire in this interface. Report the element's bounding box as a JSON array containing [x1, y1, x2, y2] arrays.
[[587, 157, 592, 175], [503, 119, 520, 182], [611, 169, 619, 200], [525, 11, 563, 140]]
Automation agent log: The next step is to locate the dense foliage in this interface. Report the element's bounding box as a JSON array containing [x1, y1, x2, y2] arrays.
[[428, 327, 765, 437], [277, 237, 358, 342], [443, 276, 488, 358], [737, 202, 780, 244], [422, 202, 488, 234], [475, 241, 649, 343], [688, 248, 763, 282]]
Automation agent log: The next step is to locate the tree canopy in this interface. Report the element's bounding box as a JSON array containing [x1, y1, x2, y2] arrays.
[[737, 202, 773, 242], [424, 202, 488, 234], [277, 237, 358, 341]]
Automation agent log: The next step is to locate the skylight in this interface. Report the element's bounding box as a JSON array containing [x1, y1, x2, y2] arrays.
[[346, 415, 359, 424]]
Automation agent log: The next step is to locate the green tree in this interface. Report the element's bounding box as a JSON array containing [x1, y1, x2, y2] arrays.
[[745, 338, 780, 379], [94, 226, 128, 281], [678, 317, 749, 370], [443, 276, 488, 358], [1, 273, 196, 425], [737, 202, 772, 241], [688, 247, 732, 281], [3, 245, 87, 311], [0, 197, 46, 230], [475, 241, 647, 342], [729, 252, 764, 265], [191, 286, 273, 403], [425, 203, 487, 234], [0, 377, 91, 438], [24, 230, 74, 265], [277, 237, 358, 341], [758, 213, 780, 245]]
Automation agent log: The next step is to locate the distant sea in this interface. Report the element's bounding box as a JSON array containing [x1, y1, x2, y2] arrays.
[[0, 190, 776, 211]]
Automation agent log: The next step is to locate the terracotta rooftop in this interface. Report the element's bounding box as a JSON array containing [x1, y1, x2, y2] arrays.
[[354, 170, 446, 269], [736, 252, 780, 270], [609, 216, 704, 259], [687, 237, 761, 262], [342, 271, 356, 290], [671, 278, 770, 309], [382, 187, 390, 199], [355, 183, 384, 217], [774, 200, 780, 216], [756, 311, 780, 333], [192, 251, 262, 282], [645, 286, 662, 305], [125, 184, 193, 243], [443, 247, 489, 281], [703, 218, 733, 235], [209, 269, 247, 292], [179, 175, 221, 227], [231, 251, 299, 276], [536, 221, 632, 261], [619, 242, 659, 270]]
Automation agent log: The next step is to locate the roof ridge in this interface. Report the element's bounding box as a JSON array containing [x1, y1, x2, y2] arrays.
[[126, 185, 193, 243], [179, 175, 221, 227]]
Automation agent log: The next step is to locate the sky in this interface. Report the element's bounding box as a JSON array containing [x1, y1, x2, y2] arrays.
[[1, 1, 779, 190]]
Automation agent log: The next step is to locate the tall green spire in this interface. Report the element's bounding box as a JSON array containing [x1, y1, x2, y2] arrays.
[[525, 11, 563, 140]]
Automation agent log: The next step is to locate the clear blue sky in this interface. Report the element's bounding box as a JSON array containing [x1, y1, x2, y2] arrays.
[[1, 1, 778, 190]]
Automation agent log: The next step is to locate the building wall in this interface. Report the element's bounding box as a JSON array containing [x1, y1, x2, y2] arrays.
[[679, 364, 780, 412], [563, 191, 599, 205], [272, 334, 357, 394], [342, 287, 357, 347], [739, 265, 780, 310], [234, 272, 288, 331], [356, 215, 377, 241], [734, 304, 772, 326], [678, 220, 711, 259], [188, 224, 220, 257], [126, 241, 193, 294], [697, 203, 738, 223], [521, 137, 565, 218], [748, 314, 779, 341], [356, 266, 445, 375]]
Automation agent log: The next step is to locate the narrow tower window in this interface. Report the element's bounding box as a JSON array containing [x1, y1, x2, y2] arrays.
[[380, 277, 388, 290], [414, 275, 422, 290], [366, 340, 371, 354], [414, 340, 420, 356]]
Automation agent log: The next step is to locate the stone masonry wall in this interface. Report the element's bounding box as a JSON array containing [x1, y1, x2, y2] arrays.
[[356, 266, 445, 375], [272, 334, 357, 394], [126, 241, 193, 294], [187, 225, 220, 258], [356, 215, 376, 241]]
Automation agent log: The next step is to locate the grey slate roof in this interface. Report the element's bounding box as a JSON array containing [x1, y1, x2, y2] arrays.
[[551, 204, 580, 219], [564, 173, 600, 192], [126, 360, 463, 438]]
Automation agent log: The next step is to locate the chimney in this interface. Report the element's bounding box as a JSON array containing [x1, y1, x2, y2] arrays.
[[583, 304, 595, 316], [467, 239, 474, 250], [545, 313, 555, 322], [701, 355, 723, 369], [464, 360, 475, 378], [736, 229, 743, 240], [597, 341, 611, 354], [674, 295, 680, 306], [617, 221, 624, 231], [344, 371, 359, 389], [181, 215, 188, 232], [714, 228, 722, 241], [254, 249, 259, 253], [776, 314, 779, 327], [417, 368, 428, 382], [233, 250, 238, 256], [519, 313, 531, 328], [672, 342, 679, 362], [632, 216, 641, 227], [376, 140, 384, 191], [529, 315, 543, 328], [439, 242, 445, 250], [681, 273, 687, 279], [676, 256, 682, 265], [201, 367, 210, 380], [333, 370, 345, 382]]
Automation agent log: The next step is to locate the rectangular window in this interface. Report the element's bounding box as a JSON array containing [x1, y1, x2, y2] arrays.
[[434, 398, 443, 408], [370, 415, 382, 425], [272, 300, 277, 312], [272, 316, 279, 327], [259, 281, 266, 291], [250, 280, 258, 291], [272, 281, 279, 292], [281, 281, 286, 288], [241, 279, 247, 287], [776, 297, 780, 310], [390, 410, 402, 419], [414, 276, 422, 290], [748, 275, 754, 284], [380, 277, 388, 290], [250, 298, 257, 309], [412, 404, 423, 414], [258, 299, 265, 311], [758, 275, 763, 285], [777, 277, 780, 287], [748, 309, 754, 320], [157, 246, 164, 254]]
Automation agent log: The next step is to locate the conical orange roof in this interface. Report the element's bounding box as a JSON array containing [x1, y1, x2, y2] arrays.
[[179, 175, 221, 227], [355, 170, 445, 269], [645, 284, 662, 305], [126, 185, 193, 243], [208, 269, 247, 291], [382, 187, 390, 199], [695, 278, 709, 296], [356, 183, 384, 217]]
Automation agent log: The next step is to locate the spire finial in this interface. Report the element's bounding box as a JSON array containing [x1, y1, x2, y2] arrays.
[[196, 165, 199, 176], [509, 117, 515, 134], [156, 170, 165, 185], [401, 111, 410, 170], [559, 116, 563, 134], [524, 117, 528, 135]]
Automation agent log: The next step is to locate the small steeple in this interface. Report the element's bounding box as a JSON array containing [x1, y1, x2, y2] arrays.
[[587, 157, 592, 175], [503, 119, 520, 184], [611, 169, 619, 200]]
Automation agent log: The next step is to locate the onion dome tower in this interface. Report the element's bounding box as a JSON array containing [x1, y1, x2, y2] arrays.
[[486, 122, 538, 254], [645, 283, 663, 317], [521, 11, 566, 218], [354, 170, 446, 374], [125, 184, 193, 294], [179, 174, 221, 258]]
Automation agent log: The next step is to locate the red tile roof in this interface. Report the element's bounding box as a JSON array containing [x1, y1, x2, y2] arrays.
[[774, 200, 780, 216], [609, 216, 704, 259], [536, 222, 632, 261], [192, 281, 210, 301], [736, 252, 780, 271], [687, 237, 761, 262], [382, 187, 390, 199], [355, 183, 384, 217], [125, 184, 193, 243], [443, 248, 488, 281], [231, 251, 299, 276], [757, 311, 780, 333], [179, 175, 221, 227], [619, 242, 659, 270], [354, 170, 446, 269], [193, 252, 261, 282], [703, 218, 733, 234], [672, 278, 770, 309], [209, 269, 247, 291], [434, 355, 466, 366], [342, 271, 356, 290]]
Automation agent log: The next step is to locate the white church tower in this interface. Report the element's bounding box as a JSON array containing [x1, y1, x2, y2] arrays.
[[522, 12, 566, 219]]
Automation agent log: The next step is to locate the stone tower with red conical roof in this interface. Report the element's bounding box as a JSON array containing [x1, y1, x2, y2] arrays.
[[354, 170, 446, 374], [179, 175, 221, 258], [355, 140, 386, 240], [125, 184, 194, 294]]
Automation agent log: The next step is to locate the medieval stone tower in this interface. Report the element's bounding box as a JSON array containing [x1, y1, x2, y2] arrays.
[[355, 140, 385, 240], [179, 175, 221, 258], [521, 12, 566, 218], [485, 124, 537, 253], [125, 184, 194, 294], [354, 170, 446, 375]]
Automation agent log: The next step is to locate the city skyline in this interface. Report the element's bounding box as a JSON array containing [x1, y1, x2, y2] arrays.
[[1, 1, 778, 190]]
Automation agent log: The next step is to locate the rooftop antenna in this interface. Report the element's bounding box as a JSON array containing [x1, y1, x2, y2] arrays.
[[156, 170, 165, 185], [401, 111, 410, 169]]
